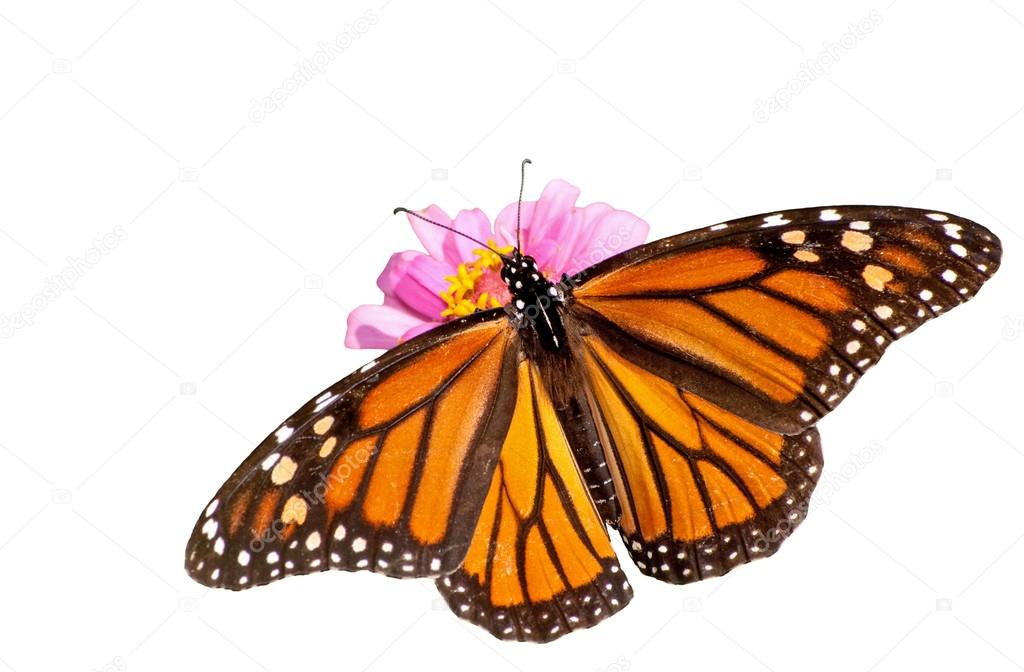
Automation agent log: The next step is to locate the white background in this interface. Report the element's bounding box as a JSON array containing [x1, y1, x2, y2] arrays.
[[1, 1, 1022, 670]]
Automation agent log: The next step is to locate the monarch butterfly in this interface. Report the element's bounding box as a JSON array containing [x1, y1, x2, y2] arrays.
[[185, 163, 1001, 643]]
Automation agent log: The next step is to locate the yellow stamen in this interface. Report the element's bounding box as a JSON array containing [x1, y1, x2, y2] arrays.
[[438, 240, 514, 319]]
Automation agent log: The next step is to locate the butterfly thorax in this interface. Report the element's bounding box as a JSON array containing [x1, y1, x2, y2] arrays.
[[500, 252, 567, 353]]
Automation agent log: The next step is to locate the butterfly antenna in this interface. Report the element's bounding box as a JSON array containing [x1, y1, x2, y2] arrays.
[[393, 207, 513, 262], [516, 158, 531, 253]]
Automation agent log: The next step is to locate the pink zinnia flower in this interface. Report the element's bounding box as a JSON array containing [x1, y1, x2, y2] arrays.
[[345, 179, 650, 349]]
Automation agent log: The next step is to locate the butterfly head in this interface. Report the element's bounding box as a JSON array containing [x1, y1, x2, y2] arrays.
[[500, 251, 551, 296]]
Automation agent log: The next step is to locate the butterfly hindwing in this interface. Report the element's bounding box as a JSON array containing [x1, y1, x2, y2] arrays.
[[185, 312, 519, 589], [572, 206, 1001, 434], [578, 333, 822, 582], [436, 359, 632, 642]]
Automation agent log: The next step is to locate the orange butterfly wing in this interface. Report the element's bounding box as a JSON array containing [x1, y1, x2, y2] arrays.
[[566, 205, 999, 580], [184, 313, 519, 588], [579, 334, 821, 581], [435, 359, 631, 642], [572, 206, 1001, 434]]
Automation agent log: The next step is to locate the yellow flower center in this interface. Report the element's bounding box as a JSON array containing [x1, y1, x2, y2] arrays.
[[439, 240, 515, 318]]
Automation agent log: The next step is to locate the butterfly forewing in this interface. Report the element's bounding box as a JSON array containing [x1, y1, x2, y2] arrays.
[[185, 313, 519, 589], [572, 206, 1002, 434]]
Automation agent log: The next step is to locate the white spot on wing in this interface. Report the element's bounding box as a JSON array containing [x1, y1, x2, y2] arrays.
[[761, 213, 790, 227], [305, 532, 321, 551], [315, 394, 339, 412]]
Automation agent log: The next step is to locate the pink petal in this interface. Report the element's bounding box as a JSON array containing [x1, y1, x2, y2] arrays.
[[377, 251, 420, 296], [395, 258, 448, 320], [406, 255, 451, 295], [406, 205, 455, 262], [375, 251, 448, 320], [494, 200, 533, 248], [399, 320, 444, 343], [345, 303, 424, 349], [495, 179, 581, 251], [445, 208, 493, 262], [528, 179, 581, 246], [526, 239, 561, 273], [564, 208, 649, 276], [550, 202, 613, 274], [495, 200, 564, 268]]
